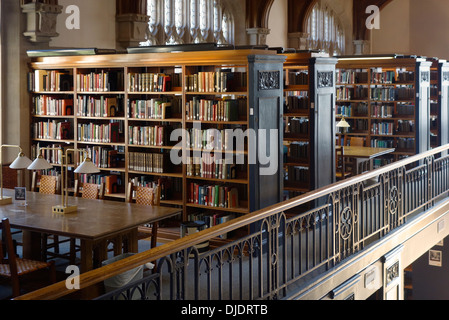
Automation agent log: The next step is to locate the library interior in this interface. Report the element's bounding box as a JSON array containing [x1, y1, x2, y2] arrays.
[[1, 0, 449, 302]]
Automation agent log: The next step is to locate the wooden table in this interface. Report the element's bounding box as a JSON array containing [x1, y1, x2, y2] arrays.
[[0, 189, 181, 273], [343, 146, 395, 175]]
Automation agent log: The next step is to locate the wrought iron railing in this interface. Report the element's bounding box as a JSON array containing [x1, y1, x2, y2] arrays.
[[15, 145, 449, 300]]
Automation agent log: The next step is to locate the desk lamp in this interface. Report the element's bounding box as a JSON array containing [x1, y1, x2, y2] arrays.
[[0, 145, 33, 205], [336, 117, 351, 134], [28, 147, 100, 214]]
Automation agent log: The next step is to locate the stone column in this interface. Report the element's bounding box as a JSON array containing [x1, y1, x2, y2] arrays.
[[246, 27, 270, 46], [353, 40, 370, 55], [287, 32, 309, 50], [116, 13, 150, 48], [21, 1, 63, 43]]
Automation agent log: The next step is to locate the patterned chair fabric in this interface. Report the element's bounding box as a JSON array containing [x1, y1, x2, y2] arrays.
[[135, 186, 155, 205], [82, 183, 99, 199], [39, 175, 57, 194]]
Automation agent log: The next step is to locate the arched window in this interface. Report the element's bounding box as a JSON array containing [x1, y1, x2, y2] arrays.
[[141, 0, 234, 46], [306, 1, 345, 55]]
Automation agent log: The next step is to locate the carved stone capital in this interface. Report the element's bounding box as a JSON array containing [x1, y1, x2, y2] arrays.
[[21, 2, 63, 43], [353, 40, 370, 55], [287, 32, 309, 50], [246, 28, 270, 46], [116, 13, 150, 48]]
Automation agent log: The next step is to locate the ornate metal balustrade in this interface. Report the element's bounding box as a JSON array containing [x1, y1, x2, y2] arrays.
[[15, 145, 449, 300]]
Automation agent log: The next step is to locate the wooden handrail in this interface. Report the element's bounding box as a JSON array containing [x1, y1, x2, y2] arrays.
[[14, 144, 449, 300]]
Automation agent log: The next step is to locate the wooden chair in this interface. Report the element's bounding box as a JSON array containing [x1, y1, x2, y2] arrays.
[[336, 146, 351, 181], [74, 180, 105, 200], [127, 182, 161, 249], [349, 136, 365, 147], [31, 172, 72, 262], [0, 218, 56, 297]]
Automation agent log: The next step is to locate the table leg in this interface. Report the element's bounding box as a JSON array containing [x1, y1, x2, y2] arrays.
[[22, 230, 42, 260], [80, 239, 93, 273]]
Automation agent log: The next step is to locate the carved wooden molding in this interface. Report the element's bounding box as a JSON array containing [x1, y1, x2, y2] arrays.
[[258, 71, 280, 91], [317, 71, 334, 88]]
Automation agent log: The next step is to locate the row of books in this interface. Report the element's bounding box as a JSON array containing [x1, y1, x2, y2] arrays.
[[288, 142, 309, 159], [285, 166, 310, 183], [371, 87, 415, 101], [371, 122, 394, 135], [285, 95, 309, 112], [77, 122, 121, 143], [286, 71, 308, 86], [29, 70, 73, 92], [76, 70, 123, 92], [185, 97, 245, 121], [396, 104, 415, 116], [128, 125, 166, 146], [397, 137, 415, 150], [186, 212, 235, 239], [371, 104, 394, 118], [352, 119, 369, 131], [127, 72, 177, 92], [397, 120, 415, 133], [128, 152, 165, 173], [371, 139, 395, 148], [336, 103, 369, 118], [128, 99, 173, 120], [186, 155, 237, 180], [84, 146, 122, 169], [185, 71, 247, 93], [78, 173, 123, 195], [286, 118, 309, 135], [336, 87, 369, 101], [337, 70, 369, 84], [77, 96, 120, 117], [188, 183, 240, 209], [31, 143, 71, 165], [371, 71, 396, 84], [33, 96, 73, 116], [33, 120, 71, 140], [186, 128, 239, 151]]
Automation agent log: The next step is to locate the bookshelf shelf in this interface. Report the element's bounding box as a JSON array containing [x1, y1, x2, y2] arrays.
[[28, 49, 286, 238]]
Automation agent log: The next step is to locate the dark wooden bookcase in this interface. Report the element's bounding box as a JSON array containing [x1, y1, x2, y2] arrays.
[[281, 52, 338, 199], [335, 55, 432, 168]]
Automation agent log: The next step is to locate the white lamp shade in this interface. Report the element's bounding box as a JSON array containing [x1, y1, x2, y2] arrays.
[[74, 158, 100, 174], [27, 156, 53, 170], [336, 118, 351, 128], [10, 153, 33, 169]]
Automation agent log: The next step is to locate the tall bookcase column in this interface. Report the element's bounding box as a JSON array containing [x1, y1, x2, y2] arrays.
[[247, 54, 286, 211], [309, 57, 338, 187], [415, 59, 432, 154], [437, 60, 449, 152]]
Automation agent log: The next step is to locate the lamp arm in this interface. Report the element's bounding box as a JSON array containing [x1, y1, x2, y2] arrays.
[[64, 148, 89, 207], [0, 145, 23, 200]]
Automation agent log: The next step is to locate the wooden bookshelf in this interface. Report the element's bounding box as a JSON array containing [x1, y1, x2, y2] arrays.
[[335, 55, 432, 168], [28, 49, 286, 237], [281, 52, 338, 200]]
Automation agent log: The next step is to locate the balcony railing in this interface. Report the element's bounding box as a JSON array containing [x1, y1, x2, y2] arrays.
[[15, 145, 449, 300]]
